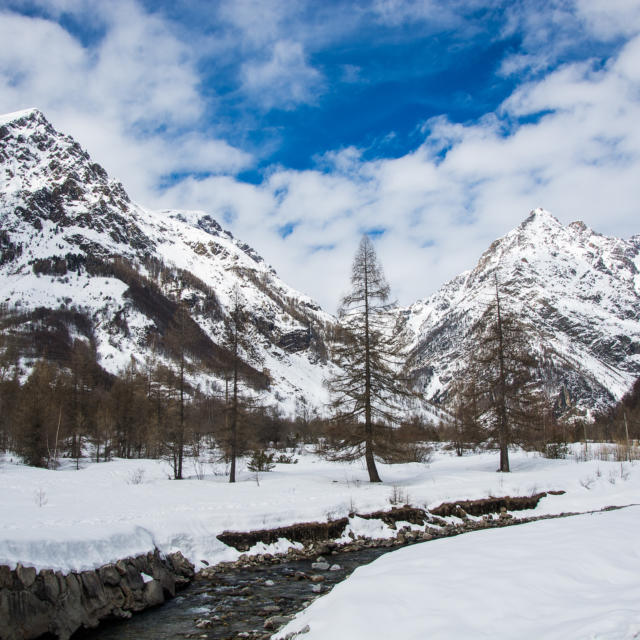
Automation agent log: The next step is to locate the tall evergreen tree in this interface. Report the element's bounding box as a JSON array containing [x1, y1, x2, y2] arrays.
[[325, 235, 411, 482], [467, 276, 540, 471]]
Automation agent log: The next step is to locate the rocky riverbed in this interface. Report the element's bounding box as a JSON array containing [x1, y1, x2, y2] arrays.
[[76, 496, 579, 640], [2, 493, 578, 639]]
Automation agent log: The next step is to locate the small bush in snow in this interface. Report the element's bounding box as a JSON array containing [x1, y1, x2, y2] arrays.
[[34, 487, 48, 507], [579, 476, 595, 490], [389, 485, 410, 506], [275, 453, 298, 464], [544, 442, 568, 459], [247, 450, 275, 472]]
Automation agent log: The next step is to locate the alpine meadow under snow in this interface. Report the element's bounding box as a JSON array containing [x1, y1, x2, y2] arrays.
[[2, 447, 640, 638]]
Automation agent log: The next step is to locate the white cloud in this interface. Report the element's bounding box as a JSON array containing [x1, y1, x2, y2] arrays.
[[155, 31, 640, 312], [241, 40, 324, 110], [0, 3, 253, 195], [575, 0, 640, 40]]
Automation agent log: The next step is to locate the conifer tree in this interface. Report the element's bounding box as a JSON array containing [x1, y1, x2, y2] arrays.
[[222, 286, 263, 483], [325, 235, 412, 482], [466, 276, 540, 471]]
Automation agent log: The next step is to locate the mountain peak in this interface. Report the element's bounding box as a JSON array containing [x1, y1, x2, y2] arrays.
[[0, 107, 48, 128], [520, 207, 562, 230]]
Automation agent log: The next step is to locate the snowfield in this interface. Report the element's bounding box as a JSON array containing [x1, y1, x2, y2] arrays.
[[276, 506, 640, 640], [1, 445, 639, 575]]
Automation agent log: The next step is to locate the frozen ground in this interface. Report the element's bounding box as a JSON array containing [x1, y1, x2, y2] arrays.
[[0, 445, 639, 574], [276, 505, 640, 640]]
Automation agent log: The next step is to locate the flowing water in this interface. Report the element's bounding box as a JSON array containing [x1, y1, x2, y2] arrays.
[[74, 545, 397, 640]]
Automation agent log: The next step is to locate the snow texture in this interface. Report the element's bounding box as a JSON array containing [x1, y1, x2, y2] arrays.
[[401, 208, 640, 417], [1, 109, 638, 420], [1, 446, 639, 574], [0, 108, 337, 415], [276, 505, 640, 640]]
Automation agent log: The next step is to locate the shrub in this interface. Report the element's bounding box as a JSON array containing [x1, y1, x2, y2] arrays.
[[544, 442, 568, 459], [247, 450, 275, 472]]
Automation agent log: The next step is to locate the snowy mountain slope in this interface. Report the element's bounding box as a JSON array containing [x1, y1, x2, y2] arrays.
[[1, 109, 638, 420], [0, 108, 336, 413], [401, 209, 640, 417]]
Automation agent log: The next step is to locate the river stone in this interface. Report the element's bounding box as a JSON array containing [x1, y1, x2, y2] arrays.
[[264, 579, 275, 586], [329, 564, 342, 571], [41, 569, 60, 602], [261, 604, 281, 614], [264, 615, 292, 630], [0, 565, 12, 588], [65, 573, 82, 599], [107, 585, 126, 609], [311, 584, 323, 593], [115, 559, 129, 575], [81, 570, 104, 600], [144, 579, 165, 607], [309, 574, 324, 583], [281, 625, 311, 639], [99, 564, 121, 586], [311, 562, 330, 570], [195, 617, 213, 629], [15, 563, 37, 588], [0, 589, 51, 640], [125, 563, 144, 590]]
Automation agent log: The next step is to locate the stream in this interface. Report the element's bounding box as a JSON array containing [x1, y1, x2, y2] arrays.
[[74, 545, 400, 640]]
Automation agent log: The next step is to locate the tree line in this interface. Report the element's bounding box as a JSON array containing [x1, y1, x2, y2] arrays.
[[1, 238, 637, 481]]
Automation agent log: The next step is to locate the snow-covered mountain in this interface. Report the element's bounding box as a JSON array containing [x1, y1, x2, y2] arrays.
[[401, 209, 640, 418], [1, 108, 639, 421], [0, 108, 335, 414]]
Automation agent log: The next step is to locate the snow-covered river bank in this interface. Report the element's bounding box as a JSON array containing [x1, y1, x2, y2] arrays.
[[2, 445, 638, 573], [2, 445, 639, 638]]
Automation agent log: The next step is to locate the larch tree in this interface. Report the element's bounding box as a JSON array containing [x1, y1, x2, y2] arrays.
[[325, 235, 412, 483], [468, 275, 540, 472], [163, 301, 200, 479], [222, 286, 263, 483]]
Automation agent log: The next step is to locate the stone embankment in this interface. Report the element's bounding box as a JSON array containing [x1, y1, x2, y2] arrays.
[[0, 550, 194, 640]]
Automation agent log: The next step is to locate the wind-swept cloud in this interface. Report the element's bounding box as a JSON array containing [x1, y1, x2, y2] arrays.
[[241, 40, 324, 110], [0, 1, 253, 194]]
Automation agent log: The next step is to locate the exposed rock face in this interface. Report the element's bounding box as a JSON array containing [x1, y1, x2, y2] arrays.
[[0, 108, 336, 414], [401, 209, 640, 418], [0, 550, 194, 640]]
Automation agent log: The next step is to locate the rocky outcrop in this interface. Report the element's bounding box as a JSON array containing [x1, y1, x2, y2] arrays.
[[0, 550, 194, 640], [218, 518, 350, 551], [429, 492, 557, 517]]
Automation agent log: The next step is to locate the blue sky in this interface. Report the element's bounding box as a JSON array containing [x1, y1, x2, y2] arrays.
[[1, 0, 640, 311]]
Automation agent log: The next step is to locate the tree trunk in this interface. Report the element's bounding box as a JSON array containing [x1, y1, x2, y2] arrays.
[[363, 248, 382, 483], [495, 278, 510, 472], [229, 320, 239, 483]]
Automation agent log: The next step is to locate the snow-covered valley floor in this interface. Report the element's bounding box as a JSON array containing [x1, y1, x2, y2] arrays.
[[2, 445, 639, 638], [1, 445, 638, 575]]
